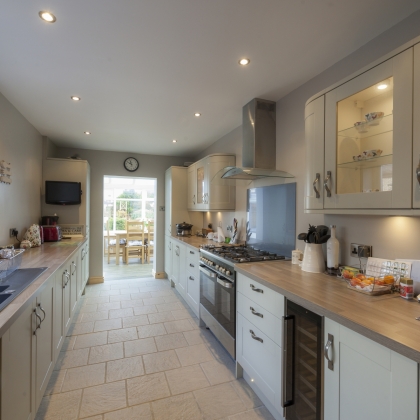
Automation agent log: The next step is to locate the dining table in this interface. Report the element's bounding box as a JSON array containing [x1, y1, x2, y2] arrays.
[[106, 230, 149, 265]]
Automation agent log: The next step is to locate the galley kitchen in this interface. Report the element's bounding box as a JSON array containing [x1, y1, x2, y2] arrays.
[[2, 2, 420, 420]]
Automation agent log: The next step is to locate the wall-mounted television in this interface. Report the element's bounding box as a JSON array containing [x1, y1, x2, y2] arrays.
[[45, 181, 82, 205]]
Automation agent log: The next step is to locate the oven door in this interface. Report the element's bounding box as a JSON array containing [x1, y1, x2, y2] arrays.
[[199, 265, 236, 339]]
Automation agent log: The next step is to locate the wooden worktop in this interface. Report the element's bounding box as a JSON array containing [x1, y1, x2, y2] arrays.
[[0, 238, 87, 336], [171, 235, 244, 249], [236, 261, 420, 363]]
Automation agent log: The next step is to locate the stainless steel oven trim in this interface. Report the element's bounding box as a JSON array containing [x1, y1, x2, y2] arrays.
[[199, 266, 217, 278], [217, 277, 234, 288]]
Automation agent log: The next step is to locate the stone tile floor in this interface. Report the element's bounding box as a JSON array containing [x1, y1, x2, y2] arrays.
[[36, 277, 274, 420]]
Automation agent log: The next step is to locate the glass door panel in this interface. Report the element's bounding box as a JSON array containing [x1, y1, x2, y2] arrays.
[[336, 77, 393, 195], [197, 166, 204, 204]]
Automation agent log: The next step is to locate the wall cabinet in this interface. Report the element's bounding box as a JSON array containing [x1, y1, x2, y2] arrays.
[[236, 273, 284, 420], [187, 154, 236, 211], [324, 317, 418, 420], [305, 44, 419, 213]]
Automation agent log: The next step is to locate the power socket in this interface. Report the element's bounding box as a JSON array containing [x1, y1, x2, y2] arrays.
[[9, 228, 18, 238], [350, 243, 372, 258]]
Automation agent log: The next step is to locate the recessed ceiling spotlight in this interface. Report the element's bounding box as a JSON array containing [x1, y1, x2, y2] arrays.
[[377, 83, 388, 90], [71, 96, 81, 101], [239, 58, 250, 66], [172, 139, 177, 143], [39, 11, 56, 23], [194, 113, 201, 117], [84, 131, 91, 135]]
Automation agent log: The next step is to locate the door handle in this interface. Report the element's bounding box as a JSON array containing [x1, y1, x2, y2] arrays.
[[250, 307, 263, 318], [190, 250, 195, 255], [324, 333, 334, 370], [313, 173, 320, 199], [189, 263, 195, 268], [33, 308, 42, 335], [217, 277, 233, 288], [193, 194, 196, 205], [324, 171, 332, 198], [37, 303, 46, 322], [249, 329, 263, 343], [199, 266, 216, 278], [281, 315, 295, 408], [189, 276, 195, 281], [250, 284, 263, 293]]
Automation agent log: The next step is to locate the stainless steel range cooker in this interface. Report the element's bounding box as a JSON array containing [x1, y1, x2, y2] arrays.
[[199, 244, 290, 359]]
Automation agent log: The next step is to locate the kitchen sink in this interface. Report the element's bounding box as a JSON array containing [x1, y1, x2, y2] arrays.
[[0, 267, 48, 312]]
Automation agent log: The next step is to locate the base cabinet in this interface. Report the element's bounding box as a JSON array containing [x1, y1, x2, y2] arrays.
[[324, 317, 418, 420], [185, 246, 200, 316], [1, 303, 34, 420], [172, 242, 186, 298], [164, 236, 173, 280]]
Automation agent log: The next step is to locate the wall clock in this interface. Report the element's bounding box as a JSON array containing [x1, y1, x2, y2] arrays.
[[124, 157, 139, 172]]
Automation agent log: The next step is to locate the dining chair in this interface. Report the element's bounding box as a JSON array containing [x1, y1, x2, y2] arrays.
[[106, 225, 126, 264], [146, 221, 154, 263], [125, 220, 146, 264]]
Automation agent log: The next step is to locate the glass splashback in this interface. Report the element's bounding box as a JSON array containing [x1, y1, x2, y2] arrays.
[[246, 183, 296, 257]]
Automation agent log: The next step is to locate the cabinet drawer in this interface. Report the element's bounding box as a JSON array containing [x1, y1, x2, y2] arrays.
[[237, 273, 284, 319], [237, 292, 282, 346], [186, 247, 199, 266], [237, 313, 282, 413]]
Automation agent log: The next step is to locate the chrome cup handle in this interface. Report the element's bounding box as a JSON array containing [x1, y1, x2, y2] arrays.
[[324, 171, 332, 198], [313, 173, 320, 199]]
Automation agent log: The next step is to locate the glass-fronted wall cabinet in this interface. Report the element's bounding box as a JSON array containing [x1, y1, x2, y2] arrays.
[[324, 48, 413, 209]]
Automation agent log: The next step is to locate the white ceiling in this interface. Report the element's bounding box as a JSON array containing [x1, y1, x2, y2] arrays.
[[1, 1, 419, 157]]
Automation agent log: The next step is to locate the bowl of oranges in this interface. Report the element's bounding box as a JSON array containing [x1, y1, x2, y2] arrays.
[[340, 266, 395, 295]]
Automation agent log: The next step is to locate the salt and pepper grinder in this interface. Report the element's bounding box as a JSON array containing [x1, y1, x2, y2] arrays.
[[326, 225, 340, 269]]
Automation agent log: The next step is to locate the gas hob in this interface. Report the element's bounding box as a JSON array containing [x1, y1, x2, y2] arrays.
[[200, 244, 288, 264]]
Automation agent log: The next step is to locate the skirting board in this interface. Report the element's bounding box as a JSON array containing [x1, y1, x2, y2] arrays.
[[152, 270, 166, 279], [88, 276, 104, 284]]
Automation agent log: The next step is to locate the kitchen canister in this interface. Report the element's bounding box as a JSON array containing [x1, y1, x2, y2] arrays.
[[301, 243, 325, 273], [292, 250, 303, 265]]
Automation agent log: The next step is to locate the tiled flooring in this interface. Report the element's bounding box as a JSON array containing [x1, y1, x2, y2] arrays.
[[36, 277, 274, 420]]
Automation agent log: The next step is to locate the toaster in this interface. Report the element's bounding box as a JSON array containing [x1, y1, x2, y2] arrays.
[[42, 226, 62, 242]]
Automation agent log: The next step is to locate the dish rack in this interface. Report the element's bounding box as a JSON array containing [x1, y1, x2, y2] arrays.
[[0, 249, 25, 281], [340, 257, 412, 296]]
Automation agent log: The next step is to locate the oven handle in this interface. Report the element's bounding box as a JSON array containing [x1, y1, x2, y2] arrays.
[[217, 277, 234, 289], [199, 266, 217, 278]]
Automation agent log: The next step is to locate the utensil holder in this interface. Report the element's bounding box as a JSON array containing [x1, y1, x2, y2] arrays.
[[301, 243, 325, 273]]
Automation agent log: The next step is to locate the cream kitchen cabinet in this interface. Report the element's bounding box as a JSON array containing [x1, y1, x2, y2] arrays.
[[305, 42, 419, 213], [185, 246, 200, 316], [164, 235, 173, 280], [236, 273, 284, 420], [324, 317, 418, 420], [187, 154, 236, 211], [171, 241, 186, 299], [1, 302, 34, 420]]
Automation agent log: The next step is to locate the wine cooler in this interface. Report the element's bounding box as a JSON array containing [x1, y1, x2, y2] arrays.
[[282, 299, 323, 420]]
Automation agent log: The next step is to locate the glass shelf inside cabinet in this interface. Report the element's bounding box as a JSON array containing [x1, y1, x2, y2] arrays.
[[337, 114, 393, 140], [337, 153, 393, 169]]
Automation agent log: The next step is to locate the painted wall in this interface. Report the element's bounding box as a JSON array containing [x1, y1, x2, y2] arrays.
[[53, 147, 192, 279], [0, 92, 43, 246], [195, 10, 420, 265]]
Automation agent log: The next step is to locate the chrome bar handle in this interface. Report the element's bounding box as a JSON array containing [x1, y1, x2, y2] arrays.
[[193, 194, 196, 205], [33, 308, 42, 335], [189, 263, 195, 268], [249, 330, 263, 343], [189, 250, 195, 255], [324, 333, 334, 371], [62, 270, 67, 288], [281, 315, 295, 408], [250, 307, 263, 318], [71, 261, 77, 275], [189, 276, 195, 281], [313, 173, 320, 199], [324, 171, 332, 198], [37, 303, 46, 322], [199, 266, 216, 278], [217, 277, 233, 288], [65, 271, 70, 286], [250, 284, 263, 293]]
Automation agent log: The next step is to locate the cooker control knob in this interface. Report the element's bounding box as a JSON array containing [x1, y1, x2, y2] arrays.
[[221, 268, 226, 273], [215, 265, 219, 269], [209, 261, 214, 266], [226, 270, 231, 276]]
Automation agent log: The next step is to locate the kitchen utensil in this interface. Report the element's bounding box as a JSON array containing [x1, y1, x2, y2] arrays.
[[43, 226, 62, 242], [297, 233, 308, 242]]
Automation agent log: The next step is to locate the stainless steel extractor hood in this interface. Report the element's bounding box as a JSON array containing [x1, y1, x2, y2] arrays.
[[213, 98, 294, 182]]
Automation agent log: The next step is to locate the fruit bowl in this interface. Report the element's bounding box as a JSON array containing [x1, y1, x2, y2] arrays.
[[340, 266, 395, 295]]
